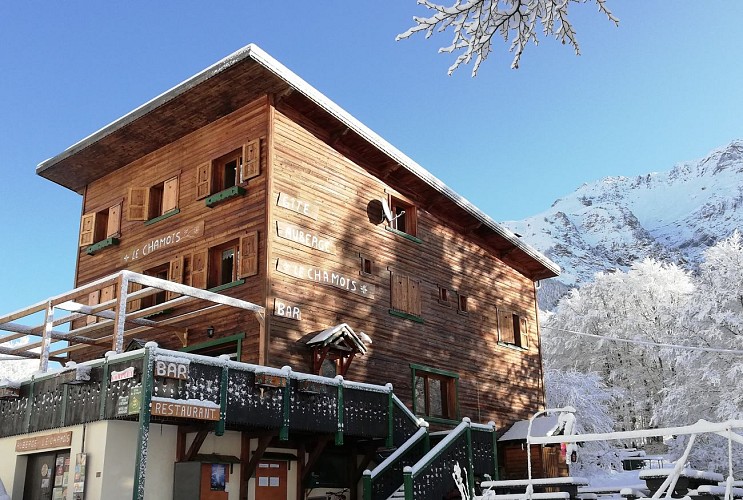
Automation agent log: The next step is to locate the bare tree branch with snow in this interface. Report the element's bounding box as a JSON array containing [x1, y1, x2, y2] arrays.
[[398, 0, 619, 75]]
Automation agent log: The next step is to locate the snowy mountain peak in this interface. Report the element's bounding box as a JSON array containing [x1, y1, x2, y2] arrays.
[[506, 140, 743, 308]]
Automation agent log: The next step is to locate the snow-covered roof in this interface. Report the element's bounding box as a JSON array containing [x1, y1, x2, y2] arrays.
[[499, 415, 564, 441], [302, 323, 369, 354], [36, 44, 559, 280]]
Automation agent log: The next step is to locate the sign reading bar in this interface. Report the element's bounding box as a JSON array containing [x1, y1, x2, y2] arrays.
[[16, 431, 73, 453], [122, 220, 205, 263], [277, 192, 319, 220], [276, 220, 335, 254], [276, 259, 375, 298], [154, 360, 189, 380], [273, 298, 302, 320], [150, 400, 220, 421]]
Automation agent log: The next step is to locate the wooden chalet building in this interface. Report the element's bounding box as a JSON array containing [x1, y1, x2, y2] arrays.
[[0, 44, 559, 500]]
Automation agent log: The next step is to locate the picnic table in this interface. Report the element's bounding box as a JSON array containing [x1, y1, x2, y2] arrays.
[[480, 477, 590, 500], [577, 484, 650, 499], [639, 468, 724, 498]]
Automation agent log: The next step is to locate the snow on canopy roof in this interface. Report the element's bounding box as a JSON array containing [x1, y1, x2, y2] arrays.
[[36, 44, 559, 280], [499, 415, 566, 442], [302, 323, 369, 355]]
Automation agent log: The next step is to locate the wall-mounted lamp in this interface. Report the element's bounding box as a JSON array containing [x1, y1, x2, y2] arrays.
[[207, 326, 215, 338]]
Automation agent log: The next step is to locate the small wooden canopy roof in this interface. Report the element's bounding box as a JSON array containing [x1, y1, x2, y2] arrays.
[[299, 323, 370, 377], [302, 323, 370, 355], [36, 44, 559, 281]]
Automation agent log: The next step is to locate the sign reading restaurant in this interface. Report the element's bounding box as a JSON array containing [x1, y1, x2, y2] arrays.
[[150, 399, 220, 421], [122, 220, 205, 263], [276, 259, 375, 298]]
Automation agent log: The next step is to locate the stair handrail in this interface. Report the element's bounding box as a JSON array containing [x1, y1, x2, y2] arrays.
[[392, 393, 419, 425], [403, 417, 482, 499], [369, 426, 429, 481]]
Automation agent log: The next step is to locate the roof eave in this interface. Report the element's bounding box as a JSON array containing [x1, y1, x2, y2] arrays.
[[36, 43, 560, 279]]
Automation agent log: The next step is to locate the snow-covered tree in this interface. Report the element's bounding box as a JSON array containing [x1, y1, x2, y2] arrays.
[[397, 0, 619, 75], [653, 232, 743, 473], [543, 259, 693, 434], [543, 235, 743, 473], [544, 369, 621, 475]]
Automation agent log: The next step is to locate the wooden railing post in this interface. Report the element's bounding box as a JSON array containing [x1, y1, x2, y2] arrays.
[[39, 301, 54, 372], [362, 470, 372, 500], [465, 418, 475, 495], [280, 366, 291, 441], [216, 358, 229, 436], [336, 376, 345, 446], [132, 344, 154, 500], [490, 420, 499, 480], [403, 466, 413, 500]]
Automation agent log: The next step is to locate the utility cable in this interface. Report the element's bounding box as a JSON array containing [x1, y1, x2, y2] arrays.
[[542, 325, 743, 355]]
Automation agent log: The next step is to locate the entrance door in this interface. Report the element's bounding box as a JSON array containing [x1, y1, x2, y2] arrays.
[[23, 451, 70, 500], [254, 460, 287, 500], [199, 463, 229, 500]]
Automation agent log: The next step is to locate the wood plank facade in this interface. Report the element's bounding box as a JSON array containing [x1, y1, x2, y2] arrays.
[[46, 46, 559, 434]]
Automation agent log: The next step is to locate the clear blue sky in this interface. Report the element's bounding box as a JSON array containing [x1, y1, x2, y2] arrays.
[[1, 1, 743, 314]]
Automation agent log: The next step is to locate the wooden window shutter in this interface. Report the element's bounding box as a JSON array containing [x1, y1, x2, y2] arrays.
[[106, 203, 122, 238], [519, 316, 529, 348], [79, 213, 96, 247], [238, 231, 259, 278], [127, 187, 149, 221], [162, 176, 179, 213], [127, 283, 142, 313], [86, 290, 100, 325], [166, 257, 183, 300], [100, 285, 115, 305], [241, 139, 260, 182], [391, 273, 407, 312], [408, 279, 422, 317], [196, 162, 212, 200], [191, 249, 208, 289], [499, 310, 515, 344]]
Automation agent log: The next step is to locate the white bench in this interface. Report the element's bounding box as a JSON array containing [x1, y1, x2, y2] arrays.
[[479, 492, 572, 500], [696, 485, 743, 497]]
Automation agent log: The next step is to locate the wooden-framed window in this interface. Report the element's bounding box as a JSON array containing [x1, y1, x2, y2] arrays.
[[360, 255, 374, 277], [196, 140, 261, 200], [79, 202, 122, 247], [390, 271, 422, 319], [411, 364, 459, 421], [127, 175, 179, 222], [498, 309, 529, 349], [181, 333, 245, 361], [389, 195, 417, 236], [437, 285, 451, 307], [142, 263, 170, 308], [208, 240, 239, 288], [458, 293, 469, 314], [206, 232, 259, 289]]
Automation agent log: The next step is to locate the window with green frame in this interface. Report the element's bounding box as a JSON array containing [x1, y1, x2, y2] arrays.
[[181, 332, 244, 361], [410, 364, 459, 422]]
